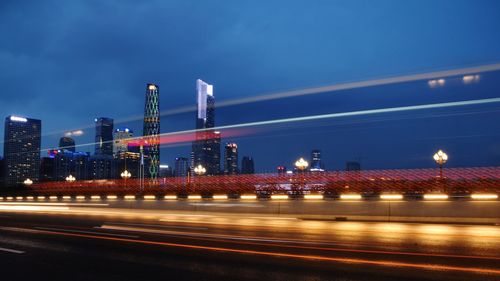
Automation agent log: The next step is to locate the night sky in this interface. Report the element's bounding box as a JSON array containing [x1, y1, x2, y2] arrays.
[[1, 0, 500, 172]]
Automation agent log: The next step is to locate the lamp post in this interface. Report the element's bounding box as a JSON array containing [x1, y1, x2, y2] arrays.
[[193, 164, 206, 194], [65, 174, 76, 183], [294, 158, 309, 195], [433, 150, 448, 179], [121, 169, 131, 189], [294, 158, 309, 172]]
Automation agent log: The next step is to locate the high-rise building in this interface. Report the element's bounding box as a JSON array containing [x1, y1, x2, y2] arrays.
[[89, 154, 113, 180], [159, 164, 173, 178], [241, 156, 255, 174], [174, 157, 189, 177], [223, 142, 238, 175], [310, 149, 325, 172], [115, 150, 140, 179], [54, 150, 90, 181], [3, 116, 41, 186], [143, 83, 160, 180], [59, 137, 75, 152], [113, 127, 133, 155], [346, 161, 361, 171], [95, 117, 114, 156], [0, 156, 5, 184], [40, 156, 55, 182], [191, 79, 220, 175]]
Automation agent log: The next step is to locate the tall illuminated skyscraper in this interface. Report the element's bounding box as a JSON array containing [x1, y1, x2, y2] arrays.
[[3, 115, 41, 186], [113, 127, 133, 155], [143, 83, 160, 180], [191, 79, 220, 175], [310, 149, 325, 172], [94, 117, 114, 156], [223, 142, 238, 175]]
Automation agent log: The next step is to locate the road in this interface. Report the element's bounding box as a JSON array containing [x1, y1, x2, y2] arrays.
[[0, 204, 499, 280]]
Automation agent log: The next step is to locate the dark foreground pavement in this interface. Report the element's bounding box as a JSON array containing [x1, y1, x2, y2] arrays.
[[0, 210, 499, 281]]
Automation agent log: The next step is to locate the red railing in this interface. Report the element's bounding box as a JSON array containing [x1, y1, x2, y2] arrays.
[[28, 166, 500, 195]]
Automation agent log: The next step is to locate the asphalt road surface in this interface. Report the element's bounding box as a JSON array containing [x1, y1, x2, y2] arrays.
[[0, 207, 499, 281]]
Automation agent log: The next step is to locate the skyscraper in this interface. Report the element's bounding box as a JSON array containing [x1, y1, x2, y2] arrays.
[[59, 137, 75, 152], [346, 161, 361, 171], [143, 83, 160, 180], [113, 127, 133, 155], [241, 156, 255, 174], [95, 117, 114, 156], [174, 157, 189, 177], [40, 156, 55, 182], [310, 149, 325, 172], [0, 156, 5, 184], [191, 79, 220, 175], [3, 116, 41, 186], [224, 142, 238, 175]]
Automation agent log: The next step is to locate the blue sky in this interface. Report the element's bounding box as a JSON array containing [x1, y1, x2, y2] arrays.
[[1, 0, 500, 171]]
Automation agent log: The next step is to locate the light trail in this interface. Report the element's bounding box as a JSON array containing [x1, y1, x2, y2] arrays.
[[33, 62, 500, 141], [37, 97, 500, 153], [0, 247, 25, 254], [3, 226, 499, 275], [97, 224, 500, 261]]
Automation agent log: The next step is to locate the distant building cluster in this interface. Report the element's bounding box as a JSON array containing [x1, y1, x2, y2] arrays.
[[0, 79, 364, 188], [0, 80, 259, 188]]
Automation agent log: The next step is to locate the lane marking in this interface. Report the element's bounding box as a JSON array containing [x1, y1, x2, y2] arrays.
[[4, 227, 499, 275], [34, 227, 140, 239], [0, 247, 25, 254]]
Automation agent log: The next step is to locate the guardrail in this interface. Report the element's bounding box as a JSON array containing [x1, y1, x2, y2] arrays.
[[1, 193, 498, 202]]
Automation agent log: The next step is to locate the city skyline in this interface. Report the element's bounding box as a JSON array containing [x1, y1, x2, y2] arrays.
[[1, 1, 500, 172]]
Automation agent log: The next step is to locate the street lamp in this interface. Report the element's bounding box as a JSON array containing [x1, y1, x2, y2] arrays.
[[65, 174, 76, 183], [294, 158, 309, 172], [294, 158, 309, 196], [193, 164, 206, 195], [121, 170, 132, 179], [23, 178, 33, 186], [433, 150, 448, 178], [194, 164, 206, 176]]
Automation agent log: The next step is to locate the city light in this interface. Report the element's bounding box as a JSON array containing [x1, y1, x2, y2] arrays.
[[120, 170, 132, 179], [423, 194, 449, 200], [23, 178, 33, 186], [91, 195, 101, 200], [294, 158, 309, 171], [107, 195, 118, 200], [65, 174, 76, 182], [240, 194, 257, 200], [271, 194, 289, 200], [143, 195, 156, 200], [340, 194, 362, 200], [10, 116, 28, 122], [304, 194, 324, 200], [462, 74, 480, 84], [213, 195, 228, 200], [188, 195, 202, 200], [380, 194, 403, 200], [124, 195, 135, 200], [163, 195, 177, 200], [471, 194, 498, 200], [194, 164, 207, 176]]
